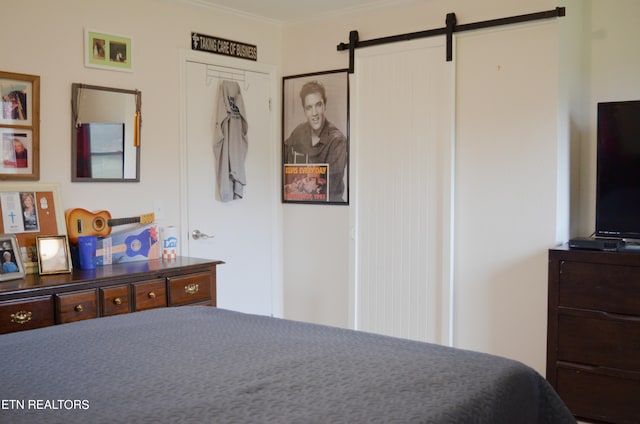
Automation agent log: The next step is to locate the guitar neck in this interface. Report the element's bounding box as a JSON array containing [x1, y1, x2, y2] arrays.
[[108, 217, 142, 227], [107, 213, 155, 228]]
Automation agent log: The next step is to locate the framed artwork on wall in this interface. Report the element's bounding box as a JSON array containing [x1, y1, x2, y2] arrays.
[[85, 29, 133, 72], [282, 69, 349, 205], [0, 71, 40, 180]]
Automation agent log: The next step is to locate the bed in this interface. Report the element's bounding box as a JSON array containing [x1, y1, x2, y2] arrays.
[[0, 306, 574, 423]]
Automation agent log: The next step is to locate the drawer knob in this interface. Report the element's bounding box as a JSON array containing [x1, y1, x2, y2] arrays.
[[148, 292, 156, 299], [113, 298, 122, 305], [185, 283, 199, 295], [10, 310, 32, 325], [75, 305, 84, 312]]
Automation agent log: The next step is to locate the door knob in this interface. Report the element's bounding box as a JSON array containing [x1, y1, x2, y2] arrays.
[[192, 229, 213, 240]]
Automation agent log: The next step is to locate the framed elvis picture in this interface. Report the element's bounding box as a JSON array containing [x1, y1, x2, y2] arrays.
[[282, 69, 349, 205]]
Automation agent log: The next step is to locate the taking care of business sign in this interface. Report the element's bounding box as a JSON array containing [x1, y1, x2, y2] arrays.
[[191, 32, 257, 61]]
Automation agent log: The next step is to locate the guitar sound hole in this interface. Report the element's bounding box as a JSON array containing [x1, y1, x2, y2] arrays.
[[93, 218, 106, 231]]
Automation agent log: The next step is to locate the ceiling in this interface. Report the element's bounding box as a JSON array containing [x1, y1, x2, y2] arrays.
[[183, 0, 409, 24]]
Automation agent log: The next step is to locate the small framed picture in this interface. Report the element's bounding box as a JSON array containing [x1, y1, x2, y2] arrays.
[[36, 235, 72, 275], [0, 71, 38, 126], [0, 234, 25, 281], [1, 128, 34, 176], [0, 71, 40, 180], [85, 29, 133, 72]]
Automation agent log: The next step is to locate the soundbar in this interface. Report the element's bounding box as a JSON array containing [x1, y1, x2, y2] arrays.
[[568, 237, 622, 252]]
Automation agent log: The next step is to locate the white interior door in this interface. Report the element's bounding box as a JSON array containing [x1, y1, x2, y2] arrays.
[[182, 54, 279, 316]]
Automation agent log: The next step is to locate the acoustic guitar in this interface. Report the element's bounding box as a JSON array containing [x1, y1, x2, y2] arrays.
[[65, 208, 155, 244]]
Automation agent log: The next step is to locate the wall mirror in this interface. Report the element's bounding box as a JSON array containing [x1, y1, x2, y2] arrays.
[[71, 83, 141, 182]]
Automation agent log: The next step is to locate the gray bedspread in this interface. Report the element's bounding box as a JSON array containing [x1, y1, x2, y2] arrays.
[[0, 306, 574, 423]]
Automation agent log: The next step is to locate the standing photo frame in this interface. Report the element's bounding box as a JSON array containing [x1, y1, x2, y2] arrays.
[[36, 235, 72, 275], [85, 29, 133, 72], [282, 69, 349, 205], [0, 234, 25, 281], [0, 71, 40, 180]]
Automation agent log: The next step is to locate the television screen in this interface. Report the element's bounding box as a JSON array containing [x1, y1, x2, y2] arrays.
[[596, 100, 640, 240]]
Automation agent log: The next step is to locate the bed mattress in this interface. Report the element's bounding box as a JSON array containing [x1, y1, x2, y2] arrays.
[[0, 306, 574, 423]]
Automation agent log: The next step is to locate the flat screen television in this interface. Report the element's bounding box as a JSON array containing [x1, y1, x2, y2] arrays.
[[596, 100, 640, 240]]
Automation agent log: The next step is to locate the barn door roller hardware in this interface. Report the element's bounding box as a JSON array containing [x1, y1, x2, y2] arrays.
[[337, 7, 565, 73]]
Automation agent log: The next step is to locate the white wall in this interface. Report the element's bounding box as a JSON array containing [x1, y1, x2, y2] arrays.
[[559, 0, 588, 240], [454, 21, 560, 372], [0, 0, 281, 232]]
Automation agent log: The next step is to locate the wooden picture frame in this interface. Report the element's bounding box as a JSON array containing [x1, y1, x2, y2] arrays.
[[282, 69, 349, 205], [0, 234, 25, 281], [0, 71, 40, 180], [0, 183, 65, 274], [36, 235, 72, 275], [85, 29, 133, 72]]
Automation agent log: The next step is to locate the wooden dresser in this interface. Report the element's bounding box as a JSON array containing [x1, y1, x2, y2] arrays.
[[0, 257, 222, 335], [547, 247, 640, 423]]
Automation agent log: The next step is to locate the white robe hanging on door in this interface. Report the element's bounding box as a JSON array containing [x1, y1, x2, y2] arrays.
[[214, 80, 248, 202]]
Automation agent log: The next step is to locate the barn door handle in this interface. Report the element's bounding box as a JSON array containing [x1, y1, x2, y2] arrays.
[[192, 229, 213, 240]]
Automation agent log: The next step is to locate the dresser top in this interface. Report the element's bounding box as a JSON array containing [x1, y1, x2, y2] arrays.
[[0, 257, 223, 296]]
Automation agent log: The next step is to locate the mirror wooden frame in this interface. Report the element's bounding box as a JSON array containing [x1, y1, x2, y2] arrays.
[[71, 83, 141, 182]]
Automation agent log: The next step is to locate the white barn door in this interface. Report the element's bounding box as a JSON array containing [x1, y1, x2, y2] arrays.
[[351, 38, 454, 344]]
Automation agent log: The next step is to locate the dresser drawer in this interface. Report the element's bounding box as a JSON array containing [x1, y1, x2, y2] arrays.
[[556, 366, 640, 424], [558, 312, 640, 371], [168, 272, 212, 306], [56, 290, 98, 324], [100, 285, 130, 316], [558, 261, 640, 314], [0, 296, 55, 334], [133, 279, 167, 311]]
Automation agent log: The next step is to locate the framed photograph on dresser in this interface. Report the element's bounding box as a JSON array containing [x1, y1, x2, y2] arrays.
[[36, 235, 72, 275], [0, 234, 25, 281]]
